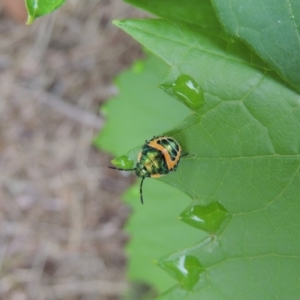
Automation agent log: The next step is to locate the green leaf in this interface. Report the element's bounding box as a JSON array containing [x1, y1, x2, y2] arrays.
[[114, 18, 300, 298], [211, 0, 300, 92], [25, 0, 66, 24], [126, 0, 300, 93]]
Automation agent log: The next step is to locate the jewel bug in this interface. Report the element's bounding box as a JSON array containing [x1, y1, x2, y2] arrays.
[[108, 136, 187, 204]]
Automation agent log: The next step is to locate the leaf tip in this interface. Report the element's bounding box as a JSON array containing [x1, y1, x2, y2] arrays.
[[112, 19, 122, 27], [26, 14, 34, 25]]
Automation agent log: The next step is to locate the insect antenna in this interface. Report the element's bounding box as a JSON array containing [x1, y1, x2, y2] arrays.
[[108, 166, 136, 171], [109, 166, 145, 205], [140, 177, 145, 204]]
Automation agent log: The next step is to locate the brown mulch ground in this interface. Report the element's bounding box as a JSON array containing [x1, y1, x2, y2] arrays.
[[0, 1, 146, 299]]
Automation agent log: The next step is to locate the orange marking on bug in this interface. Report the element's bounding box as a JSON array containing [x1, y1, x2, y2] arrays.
[[150, 174, 162, 178], [147, 137, 181, 170]]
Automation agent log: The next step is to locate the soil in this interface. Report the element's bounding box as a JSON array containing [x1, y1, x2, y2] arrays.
[[0, 1, 147, 299]]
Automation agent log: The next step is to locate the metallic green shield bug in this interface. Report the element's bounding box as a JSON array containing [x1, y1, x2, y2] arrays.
[[108, 136, 186, 204]]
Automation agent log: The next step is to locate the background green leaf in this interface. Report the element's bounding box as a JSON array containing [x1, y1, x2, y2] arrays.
[[125, 0, 221, 29], [124, 180, 206, 292], [25, 0, 66, 24], [94, 55, 201, 292]]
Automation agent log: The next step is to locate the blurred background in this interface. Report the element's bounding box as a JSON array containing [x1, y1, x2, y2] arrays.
[[0, 0, 146, 299]]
